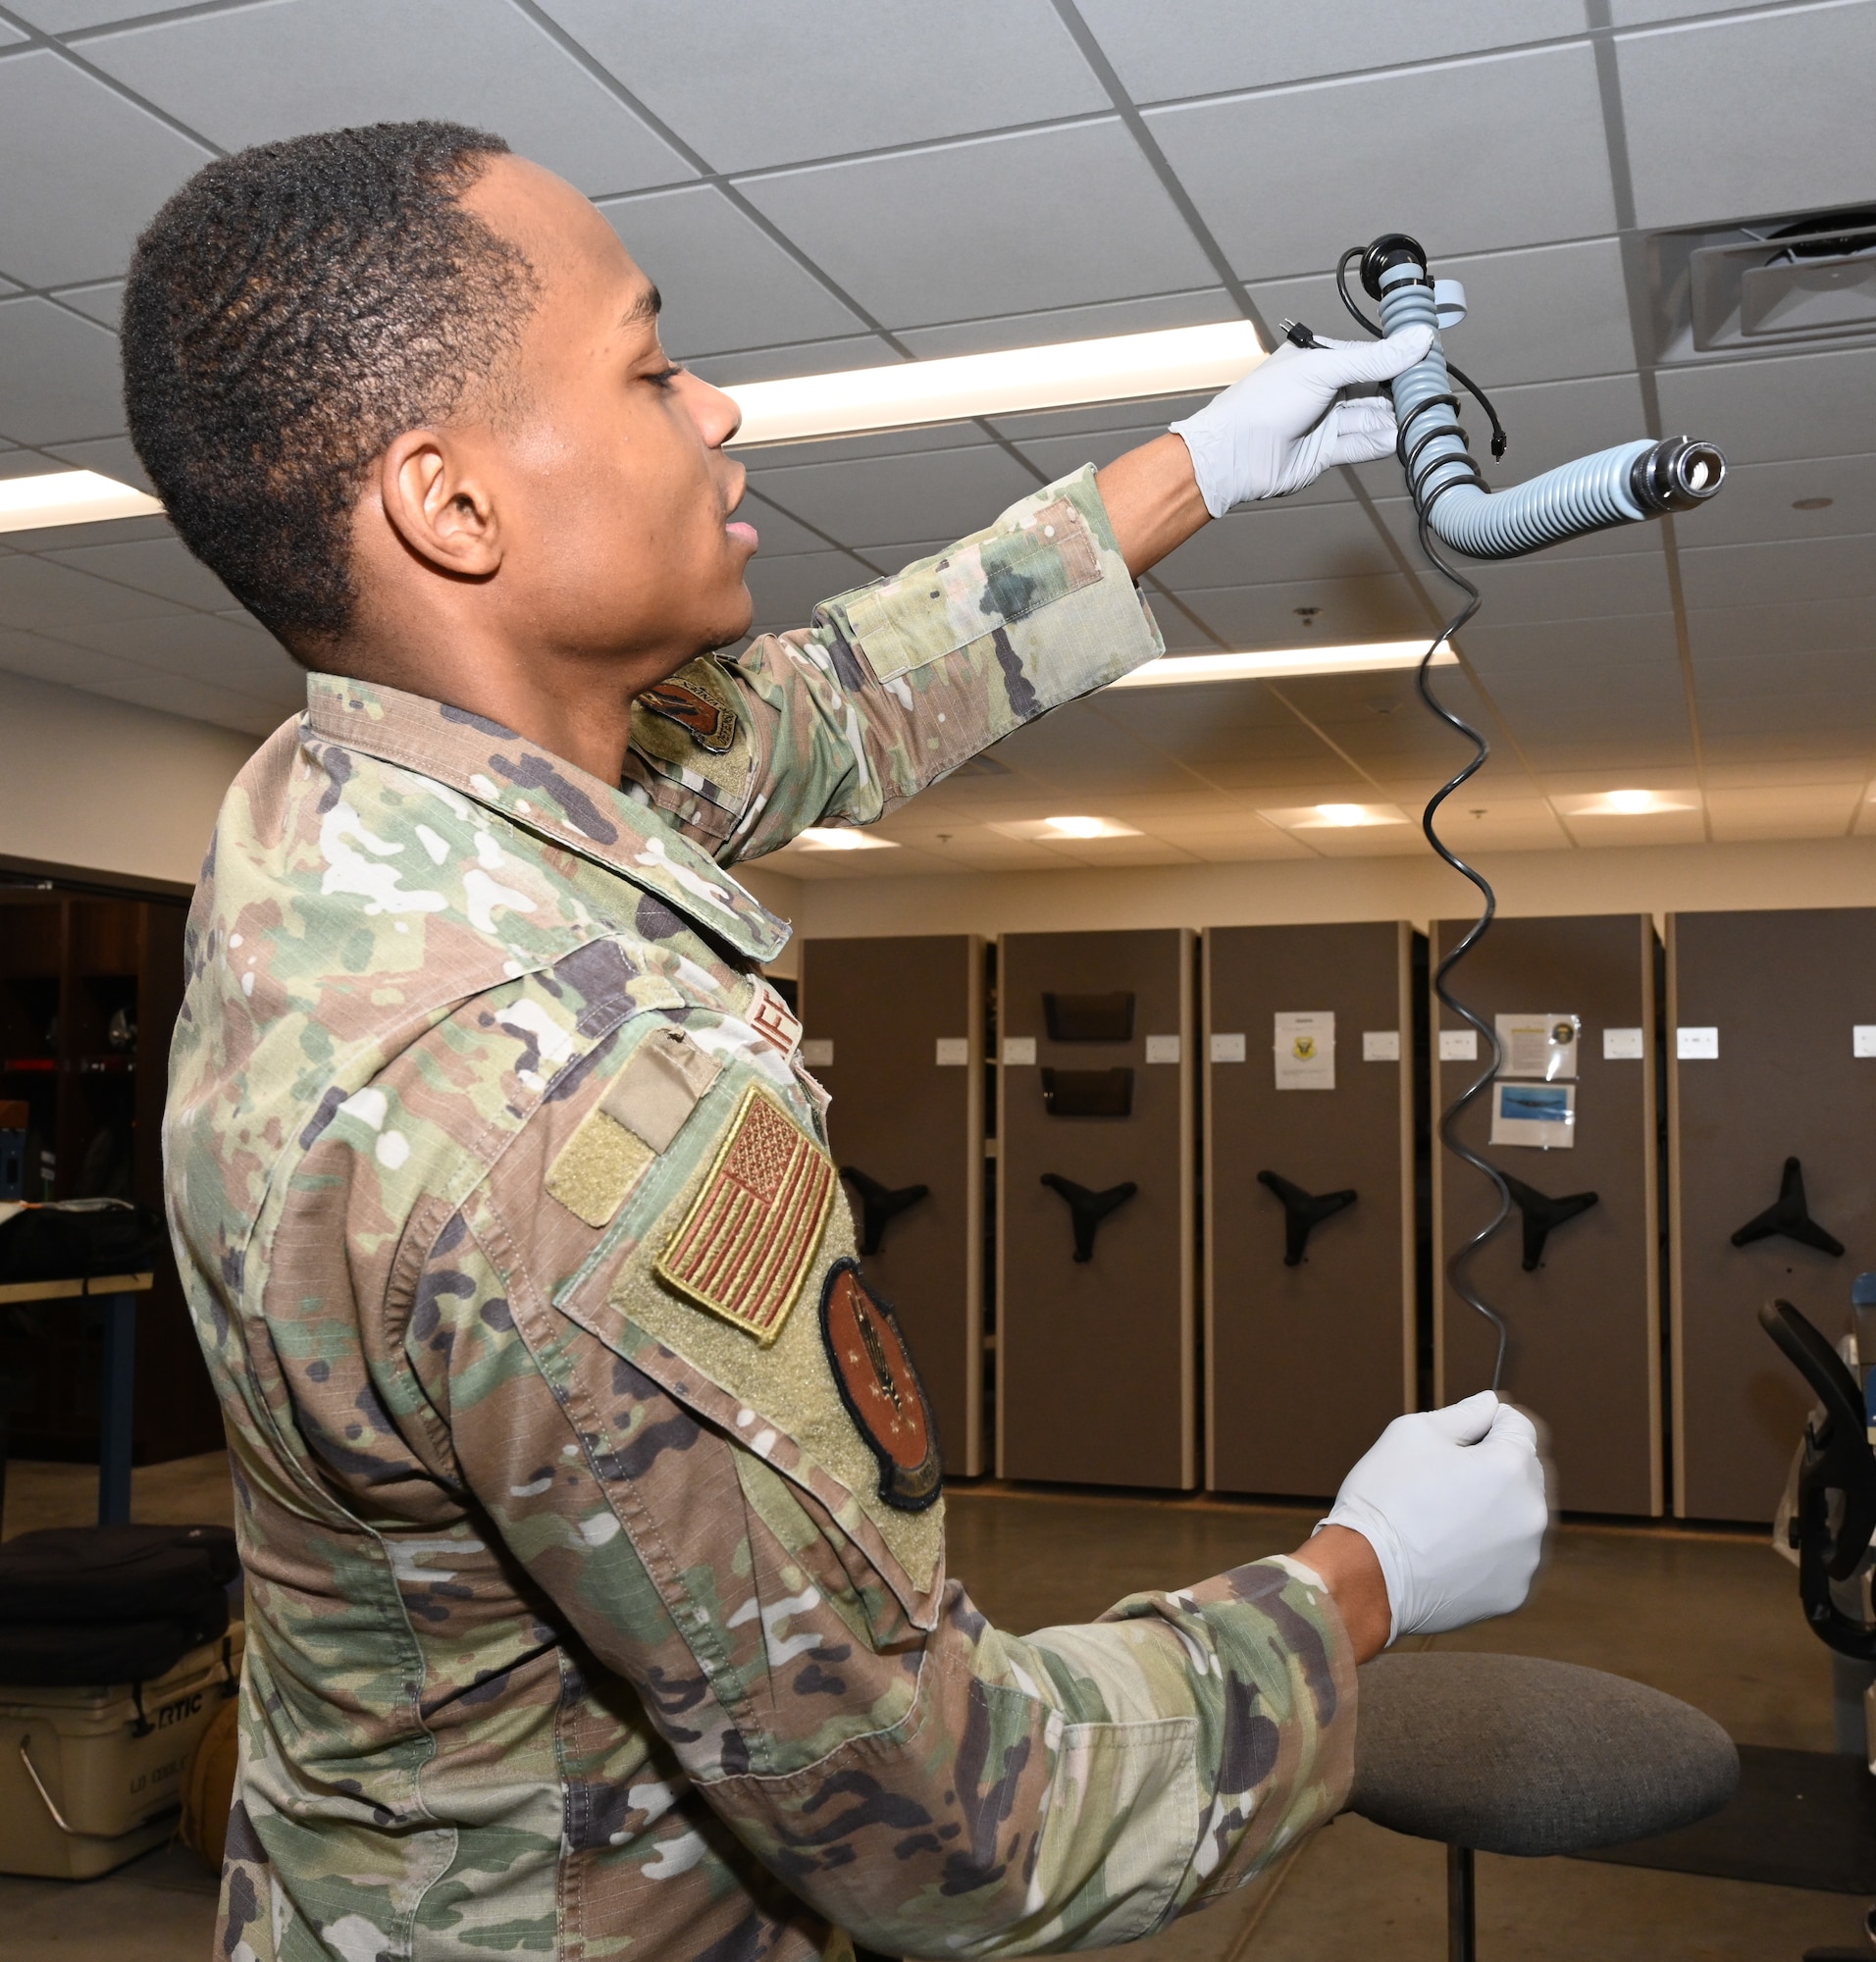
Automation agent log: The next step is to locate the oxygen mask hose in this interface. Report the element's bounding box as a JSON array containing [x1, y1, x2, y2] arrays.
[[1332, 232, 1726, 1390]]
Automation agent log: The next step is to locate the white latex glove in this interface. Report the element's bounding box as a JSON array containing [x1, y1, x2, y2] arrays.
[[1170, 323, 1435, 513], [1318, 1390, 1549, 1644]]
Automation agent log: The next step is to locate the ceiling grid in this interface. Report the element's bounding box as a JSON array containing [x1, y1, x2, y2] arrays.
[[0, 0, 1865, 875]]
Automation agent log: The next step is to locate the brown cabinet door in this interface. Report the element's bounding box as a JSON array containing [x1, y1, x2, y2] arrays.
[[802, 936, 983, 1474], [1206, 922, 1414, 1499], [1433, 914, 1661, 1518], [1670, 908, 1876, 1523], [998, 929, 1193, 1489]]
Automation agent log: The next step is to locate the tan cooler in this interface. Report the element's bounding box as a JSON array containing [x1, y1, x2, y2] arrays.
[[0, 1624, 243, 1879]]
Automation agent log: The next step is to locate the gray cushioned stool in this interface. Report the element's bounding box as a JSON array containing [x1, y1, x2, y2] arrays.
[[1346, 1652, 1740, 1959]]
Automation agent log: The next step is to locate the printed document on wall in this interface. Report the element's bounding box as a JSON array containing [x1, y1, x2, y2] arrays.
[[1495, 1012, 1580, 1081], [1275, 1010, 1335, 1091]]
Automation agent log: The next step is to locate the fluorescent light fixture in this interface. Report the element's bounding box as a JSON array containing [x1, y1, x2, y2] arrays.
[[1259, 802, 1411, 830], [1108, 641, 1457, 688], [989, 814, 1143, 842], [792, 826, 899, 852], [1558, 789, 1700, 817], [0, 469, 164, 535], [724, 321, 1265, 446]]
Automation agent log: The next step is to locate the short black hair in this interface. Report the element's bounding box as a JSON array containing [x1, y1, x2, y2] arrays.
[[123, 121, 539, 650]]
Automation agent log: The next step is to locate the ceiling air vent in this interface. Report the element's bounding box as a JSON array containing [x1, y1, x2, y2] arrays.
[[1647, 202, 1876, 363]]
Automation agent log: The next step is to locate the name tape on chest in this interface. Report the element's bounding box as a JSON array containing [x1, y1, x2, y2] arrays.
[[654, 1083, 836, 1343]]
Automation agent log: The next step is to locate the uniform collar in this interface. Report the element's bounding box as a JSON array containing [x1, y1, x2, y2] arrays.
[[303, 672, 790, 964]]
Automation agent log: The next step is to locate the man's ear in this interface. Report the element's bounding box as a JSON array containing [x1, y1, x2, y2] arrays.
[[375, 429, 503, 579]]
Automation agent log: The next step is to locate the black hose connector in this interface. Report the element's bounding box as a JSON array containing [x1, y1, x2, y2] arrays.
[[1360, 232, 1430, 299], [1630, 436, 1728, 515]]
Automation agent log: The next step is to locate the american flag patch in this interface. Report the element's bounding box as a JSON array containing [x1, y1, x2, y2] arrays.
[[653, 1084, 836, 1343]]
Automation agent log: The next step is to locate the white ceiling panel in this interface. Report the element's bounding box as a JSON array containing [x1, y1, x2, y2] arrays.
[[1679, 533, 1876, 611], [694, 335, 901, 387], [0, 48, 211, 287], [0, 514, 172, 554], [0, 625, 182, 698], [898, 287, 1237, 360], [1694, 649, 1876, 699], [988, 391, 1213, 445], [598, 185, 866, 358], [1458, 612, 1683, 675], [1705, 782, 1860, 841], [1179, 573, 1430, 645], [38, 610, 303, 697], [1610, 0, 1777, 21], [983, 697, 1219, 794], [540, 0, 1108, 173], [38, 435, 156, 494], [1253, 237, 1638, 388], [47, 282, 124, 330], [37, 536, 235, 611], [0, 551, 182, 630], [732, 491, 846, 559], [1154, 499, 1403, 591], [743, 549, 876, 636], [736, 123, 1217, 326], [8, 1, 180, 26], [1657, 344, 1876, 466], [0, 21, 22, 43], [69, 664, 289, 736], [0, 298, 125, 446], [1461, 550, 1675, 626], [1685, 595, 1876, 661], [1147, 44, 1616, 281], [1680, 453, 1876, 547], [80, 0, 694, 199], [736, 421, 985, 473], [1617, 2, 1876, 229], [746, 444, 1040, 554], [1073, 0, 1584, 102]]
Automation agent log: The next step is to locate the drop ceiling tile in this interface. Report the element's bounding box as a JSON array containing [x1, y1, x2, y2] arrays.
[[1679, 533, 1876, 611], [1184, 829, 1320, 863], [539, 0, 1108, 173], [1703, 727, 1873, 761], [1074, 0, 1584, 102], [1285, 822, 1429, 858], [1679, 452, 1876, 547], [1617, 4, 1876, 229], [41, 610, 301, 695], [1253, 237, 1638, 389], [80, 0, 693, 199], [1563, 808, 1706, 846], [1519, 738, 1698, 771], [1154, 499, 1402, 591], [1460, 550, 1673, 626], [0, 450, 55, 480], [1694, 649, 1876, 699], [737, 123, 1217, 327], [1457, 611, 1682, 674], [1174, 573, 1429, 646], [984, 698, 1212, 795], [1610, 0, 1775, 20], [0, 21, 22, 43], [746, 444, 1040, 554], [46, 281, 123, 331], [74, 664, 288, 736], [0, 626, 175, 697], [598, 185, 867, 358], [696, 336, 901, 388], [1001, 417, 1202, 480], [0, 550, 182, 629], [744, 548, 877, 635], [740, 421, 989, 472], [1698, 691, 1876, 738], [8, 1, 182, 26], [1146, 44, 1616, 282], [38, 435, 155, 494], [1656, 344, 1876, 466], [37, 536, 234, 610], [734, 490, 846, 559], [1701, 756, 1869, 789], [898, 287, 1239, 360], [0, 298, 125, 445], [0, 49, 211, 287], [1140, 601, 1227, 654], [1684, 596, 1876, 662], [0, 512, 174, 554], [1456, 375, 1652, 477], [988, 391, 1214, 445]]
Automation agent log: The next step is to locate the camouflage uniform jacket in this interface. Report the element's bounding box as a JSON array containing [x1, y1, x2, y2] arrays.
[[165, 467, 1357, 1962]]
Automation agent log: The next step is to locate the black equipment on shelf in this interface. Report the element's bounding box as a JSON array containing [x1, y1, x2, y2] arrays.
[[1733, 1157, 1845, 1258], [1039, 1174, 1138, 1264], [1255, 1170, 1358, 1268], [1500, 1174, 1600, 1272], [838, 1166, 930, 1258]]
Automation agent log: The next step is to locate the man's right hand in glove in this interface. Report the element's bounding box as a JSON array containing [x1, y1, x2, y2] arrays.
[[1293, 1392, 1550, 1661]]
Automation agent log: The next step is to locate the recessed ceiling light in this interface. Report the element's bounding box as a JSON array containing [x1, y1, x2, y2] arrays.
[[1257, 802, 1411, 830], [792, 826, 899, 852], [0, 469, 164, 535], [989, 814, 1143, 842], [1107, 641, 1457, 688], [1558, 788, 1699, 817], [723, 321, 1264, 446]]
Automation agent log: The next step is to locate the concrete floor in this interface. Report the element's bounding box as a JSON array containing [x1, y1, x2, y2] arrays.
[[3, 1460, 1871, 1959]]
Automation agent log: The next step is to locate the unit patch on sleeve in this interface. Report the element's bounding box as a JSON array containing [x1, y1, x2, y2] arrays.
[[641, 675, 738, 753], [819, 1259, 943, 1513], [653, 1083, 836, 1343]]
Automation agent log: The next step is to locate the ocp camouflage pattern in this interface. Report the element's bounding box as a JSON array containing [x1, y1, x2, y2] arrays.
[[165, 468, 1359, 1962]]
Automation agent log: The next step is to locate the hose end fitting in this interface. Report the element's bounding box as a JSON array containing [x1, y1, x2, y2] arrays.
[[1361, 232, 1430, 300], [1631, 436, 1726, 514]]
